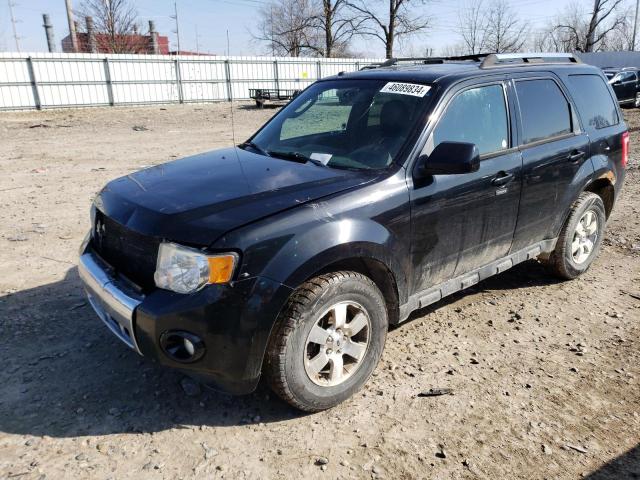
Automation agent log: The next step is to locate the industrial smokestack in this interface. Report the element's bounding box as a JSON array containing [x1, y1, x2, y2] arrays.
[[86, 16, 97, 53], [65, 0, 79, 52], [149, 20, 159, 54], [43, 14, 56, 53]]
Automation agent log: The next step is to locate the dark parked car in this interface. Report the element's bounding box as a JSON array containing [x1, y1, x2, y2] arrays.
[[80, 53, 627, 412], [603, 67, 640, 107]]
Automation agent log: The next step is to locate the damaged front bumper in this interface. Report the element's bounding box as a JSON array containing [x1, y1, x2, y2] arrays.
[[79, 248, 144, 354], [78, 244, 294, 395]]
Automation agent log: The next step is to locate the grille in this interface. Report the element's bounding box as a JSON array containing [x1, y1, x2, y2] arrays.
[[91, 210, 159, 291]]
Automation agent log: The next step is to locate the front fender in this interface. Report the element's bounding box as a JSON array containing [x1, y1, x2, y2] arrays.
[[215, 173, 412, 304]]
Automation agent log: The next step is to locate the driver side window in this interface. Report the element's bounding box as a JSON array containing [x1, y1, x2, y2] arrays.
[[425, 84, 509, 157]]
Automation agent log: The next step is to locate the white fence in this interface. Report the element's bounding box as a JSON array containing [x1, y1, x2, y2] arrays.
[[0, 52, 383, 111]]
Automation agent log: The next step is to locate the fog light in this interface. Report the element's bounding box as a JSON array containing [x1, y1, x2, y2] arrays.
[[160, 331, 205, 363]]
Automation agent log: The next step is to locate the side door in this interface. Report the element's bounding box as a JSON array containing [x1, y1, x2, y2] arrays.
[[620, 71, 636, 102], [609, 72, 626, 103], [407, 80, 522, 295], [510, 75, 592, 252], [613, 71, 636, 102]]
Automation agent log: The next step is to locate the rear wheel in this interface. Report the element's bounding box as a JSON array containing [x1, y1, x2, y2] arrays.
[[264, 271, 387, 412], [542, 192, 606, 279]]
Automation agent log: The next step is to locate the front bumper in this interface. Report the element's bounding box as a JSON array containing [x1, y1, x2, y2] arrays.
[[79, 250, 144, 354], [79, 246, 293, 394]]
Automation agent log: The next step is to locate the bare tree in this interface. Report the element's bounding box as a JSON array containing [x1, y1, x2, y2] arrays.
[[546, 0, 626, 52], [347, 0, 431, 59], [600, 4, 635, 50], [77, 0, 142, 53], [458, 0, 488, 55], [317, 0, 367, 57], [584, 0, 626, 51], [253, 0, 319, 56], [439, 43, 466, 56], [455, 0, 527, 54], [482, 0, 529, 53]]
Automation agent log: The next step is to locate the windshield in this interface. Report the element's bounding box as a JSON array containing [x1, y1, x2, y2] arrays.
[[244, 79, 433, 170]]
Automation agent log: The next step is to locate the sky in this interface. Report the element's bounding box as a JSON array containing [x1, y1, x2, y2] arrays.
[[0, 0, 594, 57]]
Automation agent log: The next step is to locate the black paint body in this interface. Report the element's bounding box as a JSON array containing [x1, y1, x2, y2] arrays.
[[89, 62, 627, 394]]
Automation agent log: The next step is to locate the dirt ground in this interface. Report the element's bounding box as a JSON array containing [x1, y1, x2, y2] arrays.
[[0, 101, 639, 480]]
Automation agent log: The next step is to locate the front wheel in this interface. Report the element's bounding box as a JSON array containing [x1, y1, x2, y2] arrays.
[[264, 271, 387, 412], [542, 192, 606, 279]]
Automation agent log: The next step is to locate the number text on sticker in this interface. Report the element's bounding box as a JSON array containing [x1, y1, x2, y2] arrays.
[[380, 82, 431, 97]]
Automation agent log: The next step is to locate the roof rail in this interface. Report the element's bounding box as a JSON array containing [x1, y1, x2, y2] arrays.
[[360, 53, 491, 70], [480, 52, 582, 69]]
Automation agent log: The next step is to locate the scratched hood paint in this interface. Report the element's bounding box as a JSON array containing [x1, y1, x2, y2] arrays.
[[94, 147, 374, 246]]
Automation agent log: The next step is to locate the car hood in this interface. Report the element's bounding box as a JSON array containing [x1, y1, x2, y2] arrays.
[[94, 147, 375, 246]]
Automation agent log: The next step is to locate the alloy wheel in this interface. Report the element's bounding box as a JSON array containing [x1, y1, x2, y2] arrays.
[[571, 209, 598, 264], [303, 301, 371, 387]]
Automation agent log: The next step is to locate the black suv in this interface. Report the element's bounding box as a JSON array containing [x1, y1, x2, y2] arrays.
[[603, 67, 640, 107], [80, 53, 627, 412]]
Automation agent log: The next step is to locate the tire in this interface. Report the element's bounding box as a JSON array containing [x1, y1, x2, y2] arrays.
[[264, 271, 387, 412], [543, 192, 606, 280], [635, 92, 640, 108]]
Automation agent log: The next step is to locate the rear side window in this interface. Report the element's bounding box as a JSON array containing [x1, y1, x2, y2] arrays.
[[567, 74, 619, 130], [515, 79, 572, 144]]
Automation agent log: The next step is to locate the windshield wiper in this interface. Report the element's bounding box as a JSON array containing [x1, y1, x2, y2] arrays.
[[239, 140, 270, 157], [267, 150, 327, 167]]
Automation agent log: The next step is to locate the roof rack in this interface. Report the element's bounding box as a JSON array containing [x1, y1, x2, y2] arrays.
[[360, 52, 582, 71], [480, 52, 582, 69], [360, 53, 491, 70]]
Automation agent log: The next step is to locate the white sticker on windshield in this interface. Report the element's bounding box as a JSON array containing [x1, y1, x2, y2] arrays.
[[380, 82, 431, 97], [310, 152, 333, 165]]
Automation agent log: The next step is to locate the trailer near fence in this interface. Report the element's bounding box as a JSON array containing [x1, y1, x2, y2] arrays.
[[0, 53, 382, 111]]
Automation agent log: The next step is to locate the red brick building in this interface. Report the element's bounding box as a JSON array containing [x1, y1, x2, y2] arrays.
[[62, 32, 170, 54]]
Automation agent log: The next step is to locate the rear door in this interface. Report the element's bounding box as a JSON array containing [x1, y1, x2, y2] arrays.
[[408, 79, 522, 294], [510, 75, 591, 252]]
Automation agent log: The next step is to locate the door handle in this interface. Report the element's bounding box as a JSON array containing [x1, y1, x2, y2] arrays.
[[491, 171, 514, 187], [568, 150, 586, 163]]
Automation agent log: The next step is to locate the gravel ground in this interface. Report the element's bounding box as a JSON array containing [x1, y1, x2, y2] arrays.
[[0, 102, 639, 480]]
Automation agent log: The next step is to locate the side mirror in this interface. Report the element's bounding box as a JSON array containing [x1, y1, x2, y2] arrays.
[[415, 141, 480, 178]]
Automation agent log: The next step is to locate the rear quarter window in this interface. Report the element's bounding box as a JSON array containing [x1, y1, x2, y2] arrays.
[[567, 74, 619, 130], [515, 79, 572, 144]]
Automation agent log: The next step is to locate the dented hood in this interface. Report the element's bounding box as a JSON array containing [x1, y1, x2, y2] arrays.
[[94, 147, 374, 246]]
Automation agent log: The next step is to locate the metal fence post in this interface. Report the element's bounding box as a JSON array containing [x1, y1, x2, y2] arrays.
[[224, 59, 233, 102], [355, 61, 360, 71], [273, 59, 279, 91], [174, 57, 184, 104], [316, 60, 321, 80], [26, 56, 42, 110], [103, 58, 114, 106]]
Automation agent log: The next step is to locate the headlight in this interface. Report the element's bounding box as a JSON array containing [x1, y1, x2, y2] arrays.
[[154, 242, 238, 294]]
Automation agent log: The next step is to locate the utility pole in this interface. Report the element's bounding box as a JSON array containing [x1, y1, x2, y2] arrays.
[[64, 0, 79, 52], [632, 0, 640, 50], [270, 5, 275, 56], [171, 2, 181, 54], [43, 14, 56, 52], [8, 0, 20, 52], [195, 25, 200, 55]]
